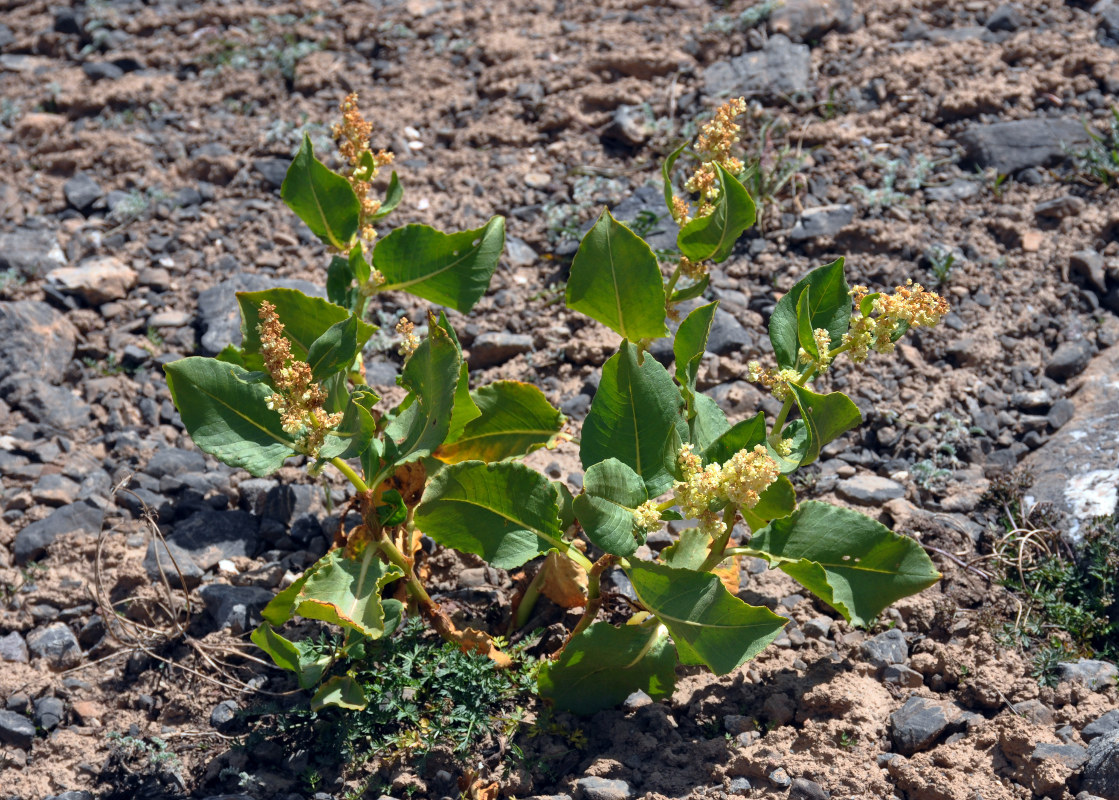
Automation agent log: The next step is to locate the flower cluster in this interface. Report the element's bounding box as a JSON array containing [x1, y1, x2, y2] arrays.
[[746, 362, 801, 401], [333, 93, 395, 244], [682, 97, 748, 219], [672, 443, 779, 538], [843, 281, 950, 363], [395, 316, 420, 358], [632, 500, 663, 533], [258, 301, 343, 457]]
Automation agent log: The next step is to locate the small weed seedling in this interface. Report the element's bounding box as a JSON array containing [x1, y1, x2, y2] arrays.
[[1070, 107, 1119, 186], [165, 96, 947, 716]]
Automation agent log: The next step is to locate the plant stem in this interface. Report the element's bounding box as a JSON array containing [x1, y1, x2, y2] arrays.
[[769, 363, 819, 439], [664, 262, 683, 300], [330, 457, 369, 493], [512, 561, 549, 633], [560, 554, 616, 651], [698, 505, 739, 572], [378, 537, 435, 609]]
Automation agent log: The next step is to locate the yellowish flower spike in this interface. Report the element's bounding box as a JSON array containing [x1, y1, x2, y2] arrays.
[[333, 93, 394, 245], [672, 442, 779, 520], [633, 500, 663, 533], [257, 301, 343, 457], [843, 281, 950, 363], [396, 316, 420, 358]]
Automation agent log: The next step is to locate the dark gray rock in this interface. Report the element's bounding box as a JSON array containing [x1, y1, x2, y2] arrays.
[[199, 584, 275, 633], [958, 118, 1091, 174], [836, 474, 905, 504], [610, 184, 679, 253], [261, 483, 316, 525], [704, 35, 812, 101], [253, 158, 289, 189], [1031, 741, 1088, 769], [169, 510, 259, 569], [0, 301, 78, 384], [1070, 250, 1107, 294], [1058, 659, 1118, 691], [82, 61, 124, 81], [925, 180, 980, 203], [861, 629, 908, 668], [890, 696, 953, 755], [145, 447, 207, 479], [209, 699, 241, 733], [26, 622, 81, 669], [0, 228, 66, 278], [1045, 339, 1094, 381], [14, 501, 104, 564], [196, 274, 323, 355], [0, 709, 35, 749], [769, 0, 855, 42], [46, 793, 95, 800], [1035, 195, 1085, 221], [1012, 698, 1056, 725], [468, 332, 533, 368], [790, 204, 855, 241], [33, 696, 65, 731], [788, 778, 829, 800], [1084, 710, 1119, 742], [883, 664, 925, 687], [1047, 398, 1075, 430], [0, 631, 28, 663], [143, 538, 205, 590], [706, 311, 753, 355], [573, 777, 633, 800], [802, 616, 831, 639], [63, 172, 104, 211], [1100, 2, 1119, 43], [1082, 729, 1119, 800], [605, 105, 651, 146], [7, 379, 92, 431], [985, 4, 1024, 31]]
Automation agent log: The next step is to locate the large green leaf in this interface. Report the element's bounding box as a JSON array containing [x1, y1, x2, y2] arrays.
[[415, 461, 563, 570], [674, 301, 718, 404], [677, 164, 756, 263], [294, 548, 403, 638], [625, 560, 786, 675], [446, 363, 481, 443], [382, 319, 460, 474], [565, 208, 667, 342], [436, 381, 564, 464], [373, 216, 505, 313], [690, 393, 731, 455], [319, 388, 378, 461], [768, 258, 850, 370], [702, 411, 767, 467], [749, 501, 941, 627], [581, 341, 685, 497], [164, 357, 299, 476], [238, 289, 373, 364], [788, 383, 861, 467], [281, 135, 361, 250], [661, 526, 712, 571], [574, 458, 648, 557], [369, 171, 402, 222], [538, 621, 677, 715], [311, 675, 367, 711], [306, 314, 374, 383], [251, 622, 330, 690]]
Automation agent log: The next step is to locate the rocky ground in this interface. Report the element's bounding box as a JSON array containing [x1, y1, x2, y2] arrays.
[[1, 0, 1118, 798]]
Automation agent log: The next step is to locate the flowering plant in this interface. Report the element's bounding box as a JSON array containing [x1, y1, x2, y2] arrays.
[[165, 97, 945, 714]]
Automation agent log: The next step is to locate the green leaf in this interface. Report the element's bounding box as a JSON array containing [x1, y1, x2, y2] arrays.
[[554, 481, 576, 531], [375, 489, 407, 527], [319, 389, 378, 461], [307, 314, 373, 383], [670, 274, 710, 303], [281, 135, 361, 250], [436, 381, 564, 464], [702, 411, 767, 466], [294, 548, 403, 639], [260, 569, 312, 626], [749, 501, 941, 627], [677, 164, 756, 263], [769, 258, 850, 370], [690, 393, 731, 455], [415, 461, 564, 570], [661, 526, 712, 571], [662, 142, 688, 213], [327, 255, 358, 311], [741, 475, 797, 530], [625, 560, 786, 675], [215, 344, 245, 366], [446, 363, 481, 443], [582, 341, 685, 497], [565, 208, 667, 342], [788, 383, 861, 467], [311, 675, 368, 711], [383, 319, 461, 473], [538, 621, 677, 715], [238, 289, 373, 363], [374, 216, 505, 313], [769, 419, 810, 474], [164, 357, 299, 477], [369, 171, 403, 222], [574, 458, 648, 557], [251, 622, 329, 689], [796, 288, 818, 361], [674, 301, 718, 401]]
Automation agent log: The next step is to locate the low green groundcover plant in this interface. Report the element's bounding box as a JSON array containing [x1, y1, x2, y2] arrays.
[[165, 96, 948, 716]]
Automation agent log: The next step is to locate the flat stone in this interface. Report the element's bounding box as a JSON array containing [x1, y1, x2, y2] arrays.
[[26, 622, 81, 669], [1020, 345, 1119, 533], [0, 631, 28, 663], [504, 236, 537, 267], [145, 447, 207, 479], [883, 664, 925, 687], [63, 172, 103, 211], [48, 255, 137, 304], [1070, 250, 1108, 294], [468, 332, 533, 368], [209, 699, 241, 733], [1084, 710, 1119, 742], [706, 310, 753, 355], [1012, 698, 1056, 726], [958, 118, 1091, 174], [1035, 196, 1086, 220], [33, 696, 65, 731], [836, 474, 905, 504], [199, 584, 275, 633], [13, 500, 104, 564], [6, 380, 92, 431], [143, 538, 204, 590], [573, 777, 634, 800], [790, 204, 855, 241], [0, 709, 35, 749], [610, 184, 679, 253], [253, 158, 288, 189], [0, 227, 66, 278], [169, 509, 259, 569], [0, 301, 78, 384], [196, 273, 323, 355], [861, 629, 908, 668], [704, 35, 812, 100], [1058, 659, 1118, 691], [788, 778, 829, 800], [890, 696, 953, 755], [769, 0, 856, 42], [31, 473, 81, 506], [1081, 730, 1119, 800], [925, 180, 980, 203], [148, 310, 192, 328], [1045, 339, 1094, 381]]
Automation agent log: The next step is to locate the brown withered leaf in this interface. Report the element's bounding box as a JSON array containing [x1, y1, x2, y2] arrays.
[[375, 460, 427, 507], [713, 555, 740, 594], [539, 551, 588, 608], [450, 626, 513, 669]]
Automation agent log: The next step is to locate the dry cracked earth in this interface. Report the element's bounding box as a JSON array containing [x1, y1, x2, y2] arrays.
[[0, 0, 1118, 799]]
